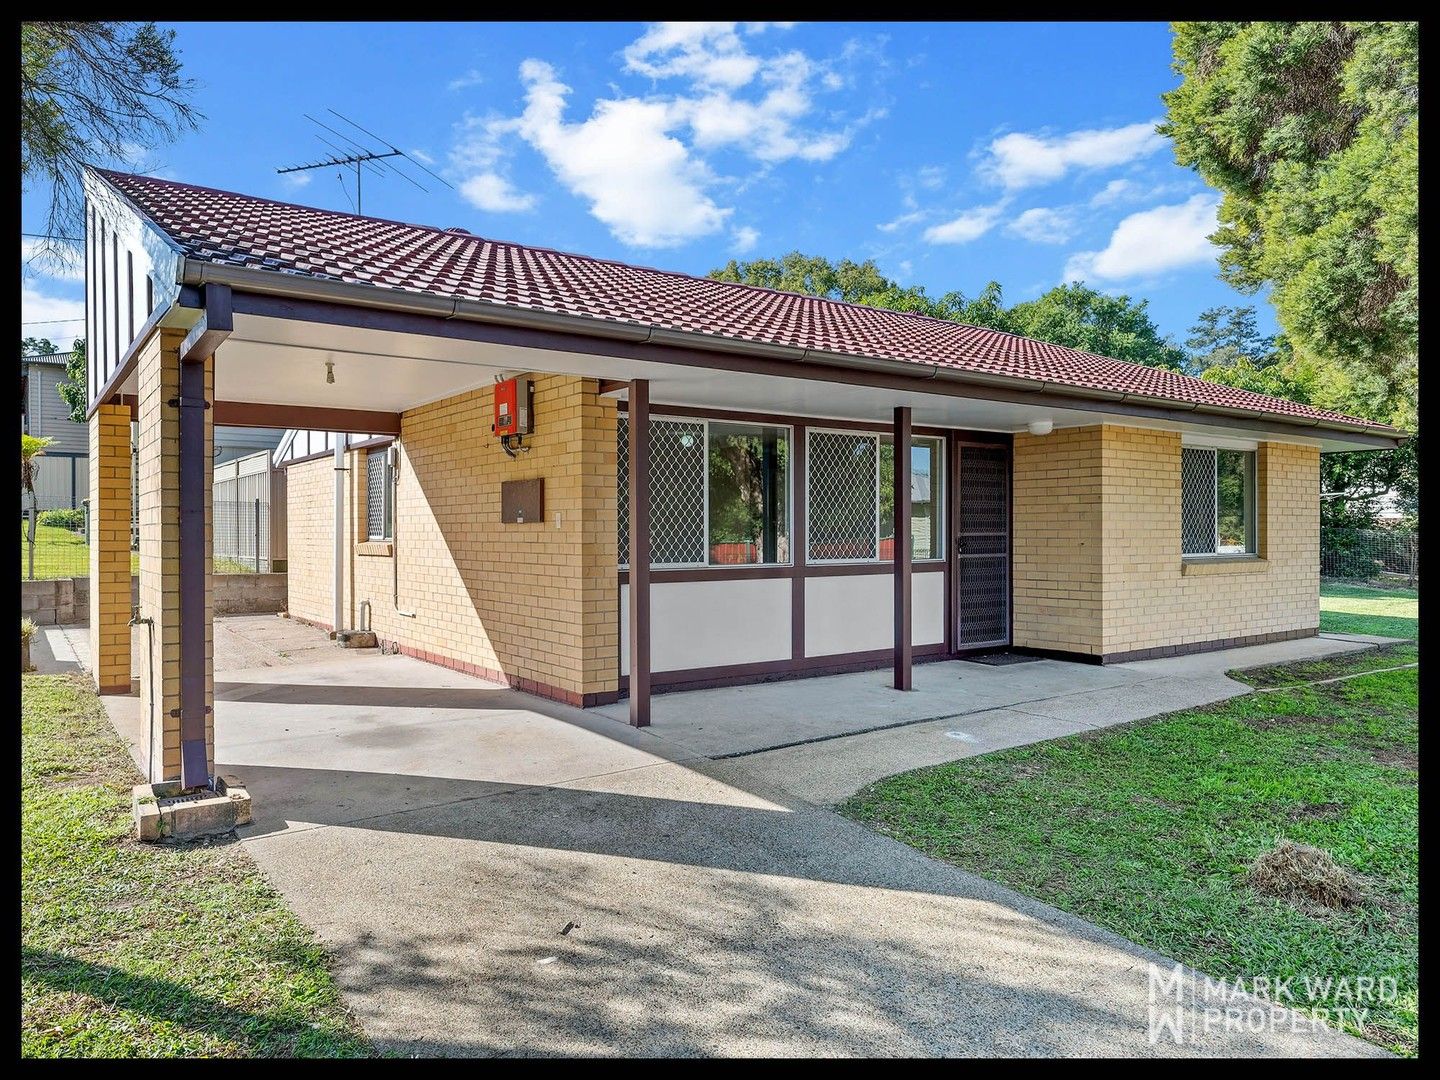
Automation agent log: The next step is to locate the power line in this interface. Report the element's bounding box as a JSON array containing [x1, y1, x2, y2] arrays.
[[22, 232, 83, 243], [22, 318, 85, 325]]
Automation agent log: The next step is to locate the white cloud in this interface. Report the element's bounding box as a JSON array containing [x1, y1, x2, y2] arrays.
[[1089, 178, 1135, 206], [1006, 206, 1076, 245], [877, 208, 926, 233], [460, 172, 537, 213], [21, 283, 85, 343], [623, 22, 766, 89], [20, 238, 84, 283], [923, 202, 1006, 245], [409, 148, 436, 166], [450, 24, 873, 248], [730, 225, 760, 253], [509, 59, 728, 247], [1063, 194, 1220, 282], [982, 120, 1164, 190], [916, 164, 945, 190], [279, 172, 312, 191], [448, 68, 485, 92]]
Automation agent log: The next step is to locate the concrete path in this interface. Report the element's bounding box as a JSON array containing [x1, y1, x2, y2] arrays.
[[166, 619, 1387, 1057]]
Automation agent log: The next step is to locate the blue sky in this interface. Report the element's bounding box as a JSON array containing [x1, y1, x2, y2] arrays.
[[21, 20, 1278, 350]]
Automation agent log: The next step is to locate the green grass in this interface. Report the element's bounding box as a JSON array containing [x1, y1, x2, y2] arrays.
[[214, 557, 260, 574], [842, 652, 1418, 1055], [19, 523, 261, 579], [20, 523, 140, 581], [21, 674, 373, 1058], [1320, 582, 1418, 639], [1232, 641, 1418, 689]]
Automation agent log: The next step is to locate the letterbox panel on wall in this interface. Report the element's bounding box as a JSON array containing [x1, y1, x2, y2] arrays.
[[501, 478, 544, 524]]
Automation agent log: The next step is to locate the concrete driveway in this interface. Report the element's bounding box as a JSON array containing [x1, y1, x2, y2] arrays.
[[187, 616, 1385, 1057]]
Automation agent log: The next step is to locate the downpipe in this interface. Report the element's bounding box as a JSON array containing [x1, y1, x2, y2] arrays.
[[392, 444, 417, 619], [129, 611, 156, 781]]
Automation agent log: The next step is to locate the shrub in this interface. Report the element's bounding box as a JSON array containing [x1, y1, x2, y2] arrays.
[[21, 618, 37, 644], [36, 508, 85, 531]]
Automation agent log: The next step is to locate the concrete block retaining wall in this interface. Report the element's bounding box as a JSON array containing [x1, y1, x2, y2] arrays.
[[21, 573, 287, 625]]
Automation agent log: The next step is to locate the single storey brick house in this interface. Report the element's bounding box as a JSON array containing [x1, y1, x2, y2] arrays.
[[79, 167, 1402, 789]]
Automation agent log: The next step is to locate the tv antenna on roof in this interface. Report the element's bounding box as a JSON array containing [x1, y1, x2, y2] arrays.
[[276, 109, 453, 214]]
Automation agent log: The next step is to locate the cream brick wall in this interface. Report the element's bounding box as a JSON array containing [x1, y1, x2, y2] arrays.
[[88, 403, 133, 692], [1011, 426, 1105, 654], [1013, 424, 1320, 658], [134, 328, 215, 781], [286, 375, 619, 703]]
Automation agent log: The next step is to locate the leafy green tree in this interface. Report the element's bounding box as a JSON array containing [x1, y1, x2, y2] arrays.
[[1161, 21, 1418, 427], [21, 337, 57, 356], [1184, 305, 1275, 374], [21, 434, 55, 581], [709, 252, 896, 303], [1006, 284, 1187, 371], [21, 21, 201, 236], [57, 338, 87, 424]]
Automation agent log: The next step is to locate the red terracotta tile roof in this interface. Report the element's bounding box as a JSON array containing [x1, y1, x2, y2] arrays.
[[97, 168, 1390, 432]]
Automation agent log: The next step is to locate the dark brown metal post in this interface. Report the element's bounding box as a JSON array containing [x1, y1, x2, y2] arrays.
[[894, 406, 913, 690], [628, 379, 651, 727]]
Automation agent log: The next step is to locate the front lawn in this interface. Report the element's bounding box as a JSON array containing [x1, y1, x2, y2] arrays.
[[21, 674, 373, 1058], [1320, 582, 1418, 638], [20, 522, 140, 581], [842, 649, 1418, 1055]]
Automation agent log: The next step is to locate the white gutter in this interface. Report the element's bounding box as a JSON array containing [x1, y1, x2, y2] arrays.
[[180, 258, 1404, 444]]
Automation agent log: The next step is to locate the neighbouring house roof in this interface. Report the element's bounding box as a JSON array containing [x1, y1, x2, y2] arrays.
[[20, 352, 68, 366], [94, 168, 1397, 436]]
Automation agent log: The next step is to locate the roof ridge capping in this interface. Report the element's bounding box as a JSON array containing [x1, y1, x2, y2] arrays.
[[91, 168, 1403, 440]]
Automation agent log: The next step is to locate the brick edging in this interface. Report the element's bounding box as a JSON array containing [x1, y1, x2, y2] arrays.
[[289, 613, 618, 707], [391, 643, 619, 708], [1015, 626, 1320, 666]]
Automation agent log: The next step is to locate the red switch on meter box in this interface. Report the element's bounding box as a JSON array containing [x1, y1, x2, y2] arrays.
[[492, 377, 533, 437]]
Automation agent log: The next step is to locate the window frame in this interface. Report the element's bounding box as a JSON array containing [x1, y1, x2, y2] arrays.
[[1180, 443, 1257, 558], [366, 447, 393, 542], [618, 414, 794, 570], [804, 426, 947, 566]]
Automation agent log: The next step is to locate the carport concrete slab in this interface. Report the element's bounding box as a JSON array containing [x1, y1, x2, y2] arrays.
[[594, 658, 1137, 758]]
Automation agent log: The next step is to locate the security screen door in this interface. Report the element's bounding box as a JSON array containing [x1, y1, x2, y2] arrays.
[[954, 442, 1010, 647]]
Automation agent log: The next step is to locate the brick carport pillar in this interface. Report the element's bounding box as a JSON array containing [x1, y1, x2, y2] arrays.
[[87, 403, 133, 694], [135, 326, 215, 786]]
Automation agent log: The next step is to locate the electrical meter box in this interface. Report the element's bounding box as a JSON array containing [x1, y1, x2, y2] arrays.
[[492, 378, 534, 437]]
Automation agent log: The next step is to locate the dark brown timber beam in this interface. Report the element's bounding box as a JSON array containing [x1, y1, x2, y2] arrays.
[[177, 342, 210, 788], [180, 282, 233, 363], [893, 405, 913, 691], [211, 402, 403, 434], [627, 378, 651, 728]]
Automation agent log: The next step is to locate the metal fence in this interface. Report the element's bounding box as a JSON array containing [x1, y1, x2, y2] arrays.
[[1321, 527, 1419, 586], [213, 496, 272, 573]]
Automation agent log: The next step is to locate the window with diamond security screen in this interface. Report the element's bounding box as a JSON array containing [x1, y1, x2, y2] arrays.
[[1182, 446, 1255, 555], [616, 416, 708, 566], [878, 435, 944, 561], [807, 431, 878, 561], [619, 415, 793, 567], [366, 448, 391, 540]]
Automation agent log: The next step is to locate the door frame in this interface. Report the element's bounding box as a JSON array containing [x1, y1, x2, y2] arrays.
[[949, 433, 1013, 652]]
